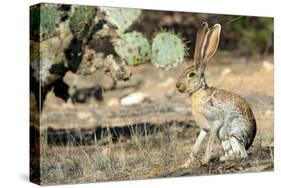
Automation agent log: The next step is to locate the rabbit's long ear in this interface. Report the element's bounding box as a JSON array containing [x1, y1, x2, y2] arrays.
[[202, 24, 221, 64], [197, 24, 221, 76], [194, 22, 209, 69]]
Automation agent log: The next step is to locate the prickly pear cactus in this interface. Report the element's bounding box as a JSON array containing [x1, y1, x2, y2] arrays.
[[69, 5, 97, 41], [113, 32, 151, 66], [30, 4, 61, 41], [151, 32, 186, 69], [99, 7, 141, 34]]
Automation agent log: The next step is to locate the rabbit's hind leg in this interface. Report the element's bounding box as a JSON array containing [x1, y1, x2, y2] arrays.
[[219, 139, 233, 161], [220, 137, 247, 161], [229, 136, 248, 159]]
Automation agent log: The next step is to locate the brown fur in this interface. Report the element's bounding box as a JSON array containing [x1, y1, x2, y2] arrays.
[[212, 89, 257, 149]]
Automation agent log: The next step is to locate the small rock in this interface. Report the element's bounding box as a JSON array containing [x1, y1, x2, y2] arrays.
[[107, 98, 120, 107], [121, 92, 148, 106]]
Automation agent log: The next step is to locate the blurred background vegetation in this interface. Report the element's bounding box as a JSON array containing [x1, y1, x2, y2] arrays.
[[131, 10, 273, 57]]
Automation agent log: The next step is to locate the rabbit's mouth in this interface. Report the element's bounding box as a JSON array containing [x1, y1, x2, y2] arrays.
[[177, 84, 187, 93]]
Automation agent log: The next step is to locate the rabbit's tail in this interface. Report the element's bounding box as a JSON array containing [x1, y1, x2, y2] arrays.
[[245, 118, 257, 150]]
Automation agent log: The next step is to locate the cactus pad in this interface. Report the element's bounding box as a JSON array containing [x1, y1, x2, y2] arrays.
[[99, 7, 141, 34], [113, 32, 151, 66], [151, 32, 186, 69], [69, 5, 97, 41], [30, 4, 61, 41]]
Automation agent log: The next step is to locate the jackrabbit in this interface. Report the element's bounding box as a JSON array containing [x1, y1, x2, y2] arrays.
[[176, 22, 256, 164]]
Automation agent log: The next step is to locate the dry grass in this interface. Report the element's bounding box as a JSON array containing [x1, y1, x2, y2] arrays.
[[37, 120, 273, 185], [38, 123, 191, 184]]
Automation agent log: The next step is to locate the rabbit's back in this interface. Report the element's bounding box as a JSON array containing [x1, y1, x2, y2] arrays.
[[212, 89, 256, 149]]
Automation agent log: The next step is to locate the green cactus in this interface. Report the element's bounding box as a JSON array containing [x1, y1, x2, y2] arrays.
[[30, 4, 61, 41], [69, 5, 97, 41], [151, 32, 186, 69], [99, 7, 141, 34], [113, 31, 151, 66]]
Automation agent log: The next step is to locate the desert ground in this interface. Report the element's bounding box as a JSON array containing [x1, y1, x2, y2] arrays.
[[32, 53, 273, 185]]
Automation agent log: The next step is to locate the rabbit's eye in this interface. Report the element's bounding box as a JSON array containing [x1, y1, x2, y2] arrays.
[[189, 72, 195, 78]]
